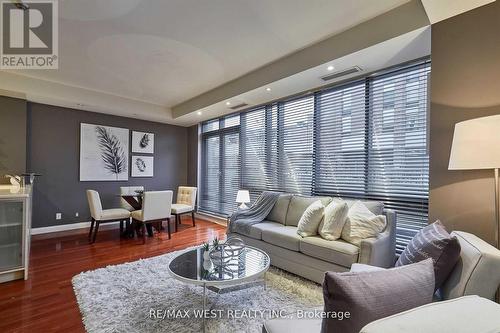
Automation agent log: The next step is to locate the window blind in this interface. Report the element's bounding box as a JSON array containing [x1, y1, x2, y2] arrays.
[[281, 96, 315, 194], [314, 81, 367, 197], [367, 64, 430, 252], [200, 133, 220, 213], [200, 61, 430, 251], [199, 116, 240, 215]]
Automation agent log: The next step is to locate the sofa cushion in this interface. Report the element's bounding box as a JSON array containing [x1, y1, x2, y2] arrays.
[[243, 221, 282, 240], [285, 195, 331, 227], [396, 220, 461, 290], [262, 226, 302, 251], [266, 194, 292, 225], [341, 198, 384, 216], [322, 259, 435, 333], [359, 295, 500, 333], [300, 236, 359, 267], [350, 263, 386, 273], [297, 200, 324, 237]]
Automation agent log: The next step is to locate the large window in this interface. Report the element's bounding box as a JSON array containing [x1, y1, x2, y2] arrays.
[[200, 116, 240, 215], [200, 62, 430, 252]]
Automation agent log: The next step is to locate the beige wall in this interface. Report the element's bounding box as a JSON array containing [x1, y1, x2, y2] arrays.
[[429, 1, 500, 245]]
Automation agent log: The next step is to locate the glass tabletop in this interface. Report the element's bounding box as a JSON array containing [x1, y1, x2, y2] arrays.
[[168, 246, 270, 286]]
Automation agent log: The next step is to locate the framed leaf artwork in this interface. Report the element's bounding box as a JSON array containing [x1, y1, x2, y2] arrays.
[[132, 131, 154, 154], [80, 123, 129, 181], [131, 156, 154, 177]]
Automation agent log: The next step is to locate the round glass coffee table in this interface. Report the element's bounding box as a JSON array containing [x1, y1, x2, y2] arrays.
[[168, 245, 270, 327]]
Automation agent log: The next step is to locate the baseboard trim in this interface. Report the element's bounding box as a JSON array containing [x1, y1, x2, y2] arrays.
[[31, 221, 120, 235], [195, 212, 227, 226], [32, 214, 224, 235]]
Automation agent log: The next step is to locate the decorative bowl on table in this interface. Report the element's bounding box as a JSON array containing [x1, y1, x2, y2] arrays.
[[208, 237, 245, 266]]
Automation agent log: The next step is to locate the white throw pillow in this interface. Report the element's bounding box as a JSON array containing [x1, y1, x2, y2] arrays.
[[318, 200, 349, 240], [296, 200, 324, 237], [341, 201, 386, 246]]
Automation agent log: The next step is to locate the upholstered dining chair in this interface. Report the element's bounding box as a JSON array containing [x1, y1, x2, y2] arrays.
[[120, 186, 144, 211], [171, 186, 197, 229], [131, 190, 173, 244], [86, 190, 131, 243]]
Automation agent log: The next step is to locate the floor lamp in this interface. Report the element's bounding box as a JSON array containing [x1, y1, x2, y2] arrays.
[[448, 115, 500, 302]]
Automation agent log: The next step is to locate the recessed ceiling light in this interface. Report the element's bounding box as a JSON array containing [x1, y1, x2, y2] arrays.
[[266, 87, 271, 92], [197, 111, 202, 115], [327, 65, 334, 71], [225, 101, 231, 106]]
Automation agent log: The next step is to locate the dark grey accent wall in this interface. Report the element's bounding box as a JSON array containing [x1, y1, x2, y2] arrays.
[[187, 124, 198, 187], [0, 96, 27, 184], [429, 1, 500, 245], [27, 103, 188, 228]]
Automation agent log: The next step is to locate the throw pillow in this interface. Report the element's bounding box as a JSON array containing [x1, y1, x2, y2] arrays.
[[318, 200, 349, 240], [396, 220, 461, 290], [341, 201, 386, 246], [296, 200, 324, 237], [322, 259, 435, 333]]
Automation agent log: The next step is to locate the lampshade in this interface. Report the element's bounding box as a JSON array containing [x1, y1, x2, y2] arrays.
[[235, 190, 250, 203], [449, 115, 500, 170]]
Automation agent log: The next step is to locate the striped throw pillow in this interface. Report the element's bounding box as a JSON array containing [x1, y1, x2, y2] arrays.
[[395, 220, 461, 290]]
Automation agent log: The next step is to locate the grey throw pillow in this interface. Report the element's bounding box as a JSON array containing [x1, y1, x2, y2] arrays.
[[395, 220, 461, 290], [321, 259, 435, 333]]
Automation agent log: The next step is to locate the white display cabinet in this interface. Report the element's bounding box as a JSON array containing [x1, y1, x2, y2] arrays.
[[0, 185, 32, 283]]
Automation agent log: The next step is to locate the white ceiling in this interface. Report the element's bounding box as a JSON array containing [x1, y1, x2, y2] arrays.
[[1, 0, 411, 125], [421, 0, 494, 24], [177, 26, 431, 125]]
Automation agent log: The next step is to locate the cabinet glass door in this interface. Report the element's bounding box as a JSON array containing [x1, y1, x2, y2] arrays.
[[0, 201, 23, 270]]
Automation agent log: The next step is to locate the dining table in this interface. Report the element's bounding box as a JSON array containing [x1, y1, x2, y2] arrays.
[[121, 193, 142, 211]]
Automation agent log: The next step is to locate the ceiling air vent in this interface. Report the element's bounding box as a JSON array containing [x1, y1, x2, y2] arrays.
[[320, 66, 362, 81], [229, 103, 248, 110]]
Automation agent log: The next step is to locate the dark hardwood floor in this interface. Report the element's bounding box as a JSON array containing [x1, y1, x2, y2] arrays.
[[0, 217, 227, 333]]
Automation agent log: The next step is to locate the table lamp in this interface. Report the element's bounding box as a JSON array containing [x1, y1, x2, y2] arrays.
[[448, 114, 500, 249], [236, 190, 250, 209]]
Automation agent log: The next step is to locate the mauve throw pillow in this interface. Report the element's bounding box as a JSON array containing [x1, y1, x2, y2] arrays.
[[321, 259, 435, 333], [395, 220, 461, 290]]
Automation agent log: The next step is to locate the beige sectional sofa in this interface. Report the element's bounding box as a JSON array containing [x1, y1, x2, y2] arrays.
[[262, 231, 500, 333], [228, 193, 397, 284]]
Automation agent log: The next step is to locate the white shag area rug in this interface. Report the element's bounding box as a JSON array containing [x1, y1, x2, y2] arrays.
[[72, 246, 323, 333]]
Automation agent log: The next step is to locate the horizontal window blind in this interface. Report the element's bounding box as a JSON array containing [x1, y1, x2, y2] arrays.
[[368, 63, 430, 252], [199, 116, 240, 215], [241, 107, 268, 192], [314, 81, 367, 197], [200, 61, 430, 251], [200, 134, 220, 213], [281, 96, 315, 194]]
